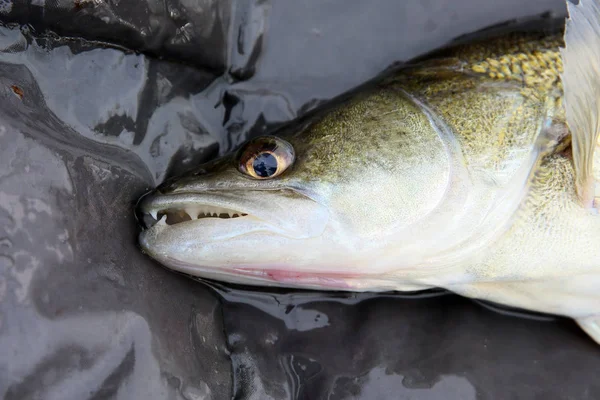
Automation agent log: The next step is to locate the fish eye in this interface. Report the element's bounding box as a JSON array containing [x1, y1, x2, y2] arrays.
[[237, 136, 295, 180]]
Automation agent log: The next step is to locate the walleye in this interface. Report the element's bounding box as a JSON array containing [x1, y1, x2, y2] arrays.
[[136, 0, 600, 344]]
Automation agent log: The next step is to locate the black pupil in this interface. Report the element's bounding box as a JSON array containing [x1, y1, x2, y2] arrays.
[[253, 152, 278, 177]]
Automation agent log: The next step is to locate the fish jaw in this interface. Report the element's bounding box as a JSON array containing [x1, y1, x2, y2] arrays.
[[139, 228, 431, 291], [135, 188, 369, 287], [138, 226, 375, 291], [136, 186, 439, 291]]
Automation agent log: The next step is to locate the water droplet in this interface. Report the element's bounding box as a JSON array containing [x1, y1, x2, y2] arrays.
[[0, 237, 12, 248], [181, 382, 211, 400]]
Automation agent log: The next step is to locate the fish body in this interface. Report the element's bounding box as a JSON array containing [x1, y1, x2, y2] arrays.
[[137, 1, 600, 344]]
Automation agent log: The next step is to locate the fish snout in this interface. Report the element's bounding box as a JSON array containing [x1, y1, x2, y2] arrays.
[[134, 190, 157, 230]]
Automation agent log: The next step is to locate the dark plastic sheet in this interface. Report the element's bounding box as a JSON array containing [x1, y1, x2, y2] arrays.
[[1, 0, 231, 73], [1, 0, 599, 399]]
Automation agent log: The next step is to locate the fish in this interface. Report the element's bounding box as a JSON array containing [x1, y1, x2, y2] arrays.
[[136, 0, 600, 345]]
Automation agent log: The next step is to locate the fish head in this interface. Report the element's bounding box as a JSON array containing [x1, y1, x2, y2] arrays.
[[137, 89, 469, 290]]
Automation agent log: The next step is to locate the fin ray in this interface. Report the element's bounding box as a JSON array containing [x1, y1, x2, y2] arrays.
[[560, 0, 600, 208]]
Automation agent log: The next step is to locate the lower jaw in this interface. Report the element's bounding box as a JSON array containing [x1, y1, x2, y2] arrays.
[[150, 252, 357, 290]]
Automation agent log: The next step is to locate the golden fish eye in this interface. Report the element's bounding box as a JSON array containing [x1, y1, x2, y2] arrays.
[[237, 136, 295, 180]]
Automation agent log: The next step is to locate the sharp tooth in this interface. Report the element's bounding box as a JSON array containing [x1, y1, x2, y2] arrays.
[[150, 210, 158, 220], [185, 208, 199, 220], [228, 212, 233, 217], [157, 214, 167, 226]]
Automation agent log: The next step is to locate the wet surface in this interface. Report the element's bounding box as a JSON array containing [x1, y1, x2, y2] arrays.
[[1, 0, 600, 399], [210, 284, 600, 399]]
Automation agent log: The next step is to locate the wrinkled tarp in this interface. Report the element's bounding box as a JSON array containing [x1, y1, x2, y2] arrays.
[[1, 0, 599, 399]]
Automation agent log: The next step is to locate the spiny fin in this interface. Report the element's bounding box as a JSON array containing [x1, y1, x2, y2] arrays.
[[577, 315, 600, 345], [560, 0, 600, 209]]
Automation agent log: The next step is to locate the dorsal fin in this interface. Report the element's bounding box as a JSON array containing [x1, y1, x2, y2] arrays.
[[560, 0, 600, 210]]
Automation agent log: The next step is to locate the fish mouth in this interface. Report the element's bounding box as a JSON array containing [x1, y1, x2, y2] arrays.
[[134, 190, 405, 292], [138, 203, 250, 230], [136, 188, 329, 238], [136, 190, 257, 231], [136, 188, 331, 287]]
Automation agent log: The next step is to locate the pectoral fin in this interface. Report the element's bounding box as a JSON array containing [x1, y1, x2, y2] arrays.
[[577, 316, 600, 345], [560, 0, 600, 209]]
